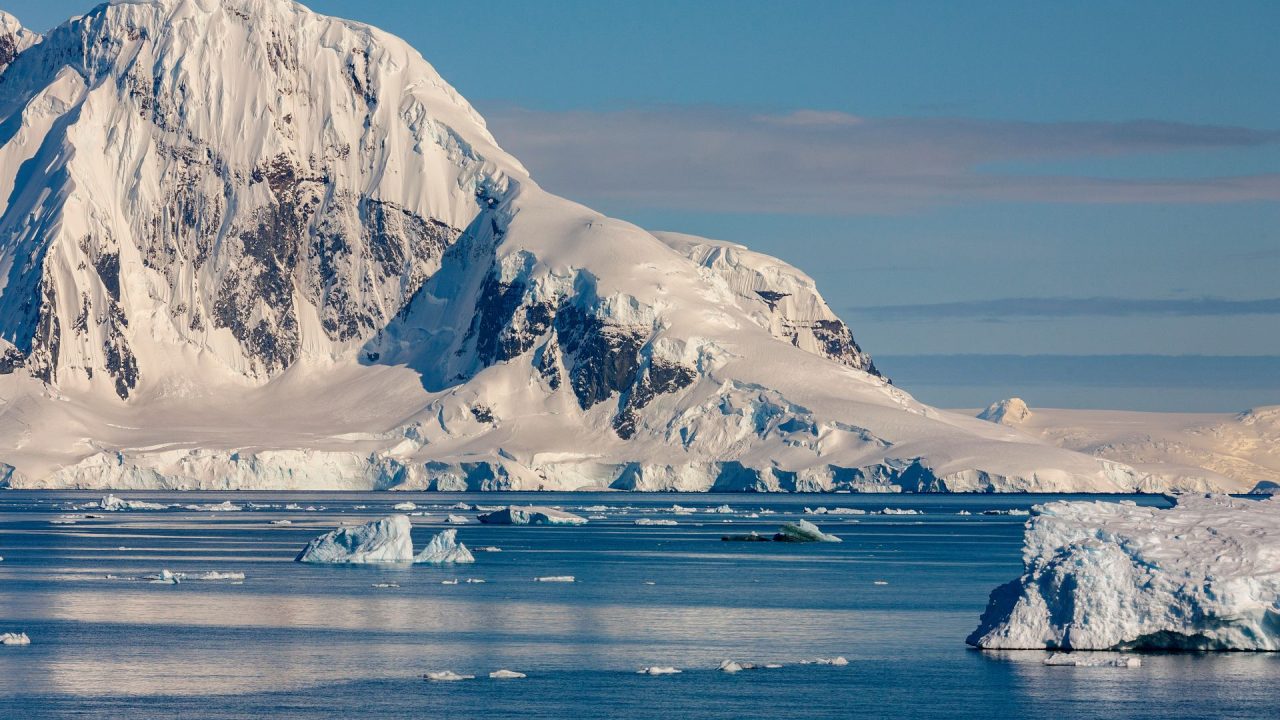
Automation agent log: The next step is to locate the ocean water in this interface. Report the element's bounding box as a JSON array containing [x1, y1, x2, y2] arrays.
[[1, 491, 1276, 719]]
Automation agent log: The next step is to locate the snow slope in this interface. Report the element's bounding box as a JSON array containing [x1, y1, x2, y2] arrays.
[[973, 399, 1280, 493], [967, 495, 1280, 651], [0, 0, 1203, 492]]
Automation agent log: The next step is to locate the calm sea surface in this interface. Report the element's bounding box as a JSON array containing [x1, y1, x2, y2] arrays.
[[1, 491, 1276, 719]]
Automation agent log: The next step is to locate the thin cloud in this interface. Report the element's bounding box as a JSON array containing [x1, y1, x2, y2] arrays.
[[846, 297, 1280, 321], [483, 105, 1280, 214]]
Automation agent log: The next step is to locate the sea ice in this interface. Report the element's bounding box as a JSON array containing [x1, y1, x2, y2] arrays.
[[717, 660, 781, 673], [1, 633, 31, 646], [90, 494, 171, 511], [148, 569, 182, 584], [270, 519, 292, 525], [183, 501, 243, 512], [195, 571, 245, 581], [295, 515, 415, 564], [774, 520, 842, 543], [424, 670, 474, 681], [877, 508, 922, 515], [981, 509, 1030, 516], [489, 669, 526, 679], [634, 518, 678, 526], [478, 506, 588, 526], [393, 502, 417, 511], [535, 576, 575, 583], [414, 529, 475, 564], [445, 514, 469, 524], [967, 495, 1280, 651], [1043, 653, 1141, 668], [637, 666, 681, 675]]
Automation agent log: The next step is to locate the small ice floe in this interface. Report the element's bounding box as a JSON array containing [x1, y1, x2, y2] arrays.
[[441, 579, 459, 585], [587, 514, 607, 520], [634, 518, 678, 526], [270, 519, 292, 525], [194, 571, 245, 581], [474, 546, 502, 553], [478, 506, 588, 526], [774, 520, 842, 543], [410, 511, 429, 517], [424, 670, 474, 682], [670, 505, 695, 515], [956, 510, 972, 516], [637, 666, 681, 675], [49, 519, 77, 525], [415, 529, 475, 565], [465, 578, 485, 584], [489, 669, 526, 679], [877, 508, 922, 515], [445, 514, 469, 525], [580, 505, 612, 513], [147, 569, 182, 584], [1, 632, 31, 646], [705, 505, 734, 514], [643, 581, 656, 586], [873, 580, 889, 586], [393, 502, 417, 511], [721, 531, 770, 542], [980, 509, 1031, 516], [805, 507, 866, 516], [718, 660, 782, 673], [1044, 653, 1141, 668], [535, 576, 575, 583], [285, 503, 303, 510], [0, 556, 4, 562], [801, 656, 849, 666], [87, 494, 171, 511], [371, 582, 400, 589], [183, 501, 243, 512]]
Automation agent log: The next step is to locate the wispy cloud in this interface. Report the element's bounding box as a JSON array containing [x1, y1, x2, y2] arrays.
[[846, 296, 1280, 321], [483, 105, 1280, 214]]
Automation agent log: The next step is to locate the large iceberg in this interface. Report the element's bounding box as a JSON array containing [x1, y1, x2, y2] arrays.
[[296, 515, 474, 564], [967, 495, 1280, 651], [478, 506, 588, 526]]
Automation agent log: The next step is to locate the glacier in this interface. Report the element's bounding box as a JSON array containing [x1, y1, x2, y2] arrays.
[[967, 495, 1280, 651], [0, 0, 1221, 493]]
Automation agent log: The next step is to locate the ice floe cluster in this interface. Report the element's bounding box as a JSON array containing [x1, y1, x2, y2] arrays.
[[968, 495, 1280, 651]]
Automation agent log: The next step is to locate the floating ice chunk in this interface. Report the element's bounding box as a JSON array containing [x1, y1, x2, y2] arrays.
[[1, 633, 31, 646], [535, 576, 575, 583], [956, 510, 972, 516], [465, 578, 485, 584], [285, 504, 303, 510], [489, 669, 526, 679], [774, 520, 842, 543], [634, 518, 678, 526], [296, 515, 414, 564], [717, 659, 780, 673], [474, 546, 502, 553], [877, 508, 922, 515], [49, 519, 77, 525], [91, 494, 171, 511], [587, 514, 607, 520], [1043, 653, 1141, 668], [425, 670, 474, 682], [637, 666, 681, 675], [968, 495, 1280, 651], [148, 569, 182, 584], [718, 660, 745, 673], [873, 580, 889, 586], [721, 532, 769, 542], [478, 506, 588, 526], [981, 509, 1030, 516], [183, 501, 243, 512], [802, 656, 848, 666], [706, 505, 734, 514], [269, 519, 293, 525], [393, 502, 417, 511], [195, 571, 245, 581], [580, 505, 612, 512], [414, 529, 475, 565], [371, 582, 400, 588], [670, 505, 695, 515], [441, 579, 459, 585], [445, 514, 469, 525]]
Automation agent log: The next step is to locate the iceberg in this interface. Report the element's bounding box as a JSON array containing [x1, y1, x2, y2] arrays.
[[717, 660, 781, 673], [414, 529, 475, 565], [295, 515, 415, 564], [478, 506, 588, 526], [147, 569, 182, 584], [774, 520, 842, 543], [90, 494, 171, 511], [489, 669, 526, 679], [967, 495, 1280, 651], [1, 632, 31, 646]]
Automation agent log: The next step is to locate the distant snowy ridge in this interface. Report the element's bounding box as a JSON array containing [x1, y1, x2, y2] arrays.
[[0, 0, 1214, 492], [967, 495, 1280, 651]]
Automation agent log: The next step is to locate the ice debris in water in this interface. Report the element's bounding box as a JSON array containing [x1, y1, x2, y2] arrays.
[[705, 505, 734, 514], [270, 519, 292, 525], [876, 508, 922, 515], [489, 669, 526, 679], [718, 660, 782, 673], [371, 582, 400, 589], [88, 494, 171, 511], [441, 579, 459, 585], [535, 576, 575, 583], [1, 633, 31, 646], [805, 507, 866, 516], [968, 495, 1280, 651], [183, 501, 243, 512], [801, 656, 849, 666], [774, 520, 842, 543], [981, 509, 1030, 516], [1044, 653, 1141, 668], [393, 502, 417, 511], [148, 569, 182, 584], [195, 571, 245, 581], [637, 666, 681, 675], [445, 514, 469, 524], [634, 518, 678, 526], [424, 670, 474, 682], [478, 506, 588, 526]]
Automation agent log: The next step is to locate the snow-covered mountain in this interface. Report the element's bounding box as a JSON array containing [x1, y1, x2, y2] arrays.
[[0, 0, 1214, 492], [974, 399, 1278, 493]]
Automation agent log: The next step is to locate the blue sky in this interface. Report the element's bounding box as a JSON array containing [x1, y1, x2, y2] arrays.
[[7, 0, 1279, 409]]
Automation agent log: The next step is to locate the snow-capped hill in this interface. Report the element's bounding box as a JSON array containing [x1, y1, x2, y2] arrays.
[[0, 12, 39, 73], [977, 398, 1031, 425], [0, 0, 1218, 492]]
